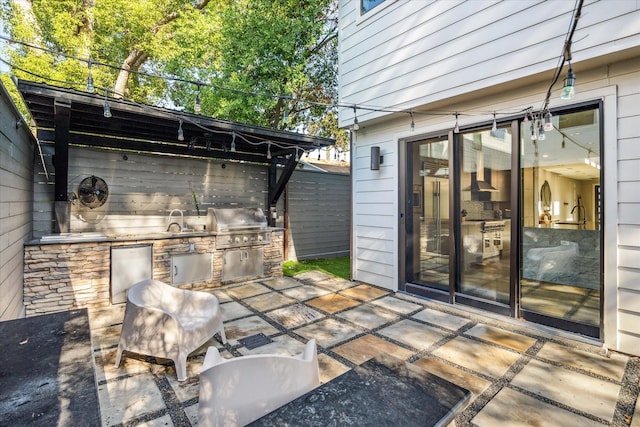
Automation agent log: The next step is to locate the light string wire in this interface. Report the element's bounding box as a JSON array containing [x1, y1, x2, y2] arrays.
[[1, 34, 541, 121], [1, 1, 584, 134], [0, 55, 315, 157], [539, 0, 583, 115]]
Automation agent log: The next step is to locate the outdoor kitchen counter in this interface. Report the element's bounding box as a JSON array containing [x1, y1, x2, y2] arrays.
[[29, 228, 285, 245], [23, 228, 285, 316]]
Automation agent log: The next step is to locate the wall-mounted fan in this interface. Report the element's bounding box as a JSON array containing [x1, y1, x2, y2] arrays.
[[78, 175, 109, 209]]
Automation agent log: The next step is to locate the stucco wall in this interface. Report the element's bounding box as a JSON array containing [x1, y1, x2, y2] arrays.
[[0, 81, 35, 320]]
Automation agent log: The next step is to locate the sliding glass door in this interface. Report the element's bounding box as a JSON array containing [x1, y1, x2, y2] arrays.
[[519, 104, 602, 337], [456, 126, 513, 313], [404, 137, 450, 294]]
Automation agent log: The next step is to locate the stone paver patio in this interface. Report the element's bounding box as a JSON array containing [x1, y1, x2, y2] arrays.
[[89, 272, 640, 426]]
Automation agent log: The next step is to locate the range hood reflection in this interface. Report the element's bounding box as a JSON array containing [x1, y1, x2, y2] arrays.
[[465, 178, 499, 192], [464, 150, 498, 192]]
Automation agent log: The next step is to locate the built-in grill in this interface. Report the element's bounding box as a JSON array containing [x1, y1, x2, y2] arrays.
[[208, 207, 271, 249], [208, 207, 271, 282]]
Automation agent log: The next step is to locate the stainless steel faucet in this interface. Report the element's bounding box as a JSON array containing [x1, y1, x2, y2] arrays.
[[570, 197, 586, 224], [167, 209, 184, 232]]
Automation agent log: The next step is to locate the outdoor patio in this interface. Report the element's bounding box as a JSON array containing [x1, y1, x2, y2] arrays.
[[82, 271, 640, 426]]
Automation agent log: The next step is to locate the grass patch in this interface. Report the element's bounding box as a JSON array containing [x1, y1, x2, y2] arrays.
[[283, 256, 350, 280]]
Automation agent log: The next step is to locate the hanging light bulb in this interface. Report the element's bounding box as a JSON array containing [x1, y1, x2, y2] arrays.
[[454, 113, 459, 133], [530, 123, 537, 141], [266, 143, 272, 159], [230, 133, 236, 152], [561, 136, 566, 149], [317, 149, 321, 160], [352, 106, 359, 131], [295, 148, 300, 162], [561, 64, 576, 100], [523, 112, 529, 122], [410, 112, 415, 132], [178, 120, 184, 141], [86, 60, 94, 93], [282, 101, 289, 126], [103, 89, 112, 118], [194, 84, 201, 114], [543, 111, 553, 131], [492, 113, 497, 132], [538, 123, 546, 141]]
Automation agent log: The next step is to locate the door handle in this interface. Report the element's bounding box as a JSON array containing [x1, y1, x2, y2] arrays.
[[174, 265, 178, 276]]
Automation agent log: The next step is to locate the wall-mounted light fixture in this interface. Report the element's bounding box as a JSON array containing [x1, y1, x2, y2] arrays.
[[370, 146, 383, 170]]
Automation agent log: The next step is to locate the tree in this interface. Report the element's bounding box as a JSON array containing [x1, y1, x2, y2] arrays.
[[0, 0, 347, 151]]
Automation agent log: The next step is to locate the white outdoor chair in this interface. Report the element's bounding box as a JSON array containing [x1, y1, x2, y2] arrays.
[[198, 339, 320, 427], [114, 279, 226, 381]]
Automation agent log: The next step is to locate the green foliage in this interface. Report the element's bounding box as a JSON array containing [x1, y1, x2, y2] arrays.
[[0, 0, 345, 149], [283, 256, 350, 280]]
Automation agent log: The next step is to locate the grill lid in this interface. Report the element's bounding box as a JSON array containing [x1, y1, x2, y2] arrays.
[[208, 207, 268, 232]]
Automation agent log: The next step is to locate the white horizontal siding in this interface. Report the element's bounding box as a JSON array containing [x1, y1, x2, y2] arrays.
[[0, 84, 34, 320], [339, 0, 640, 127], [348, 51, 640, 354]]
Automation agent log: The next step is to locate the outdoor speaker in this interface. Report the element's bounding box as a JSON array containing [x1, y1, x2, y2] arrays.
[[371, 146, 382, 170]]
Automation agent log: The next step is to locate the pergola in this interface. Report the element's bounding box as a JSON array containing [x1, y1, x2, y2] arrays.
[[17, 79, 335, 225]]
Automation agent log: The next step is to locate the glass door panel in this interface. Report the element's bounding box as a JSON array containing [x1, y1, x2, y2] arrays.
[[519, 106, 602, 337], [406, 138, 449, 291], [458, 127, 512, 305]]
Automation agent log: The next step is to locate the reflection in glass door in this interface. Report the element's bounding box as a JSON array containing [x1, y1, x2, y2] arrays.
[[519, 105, 602, 337], [457, 127, 512, 309], [405, 137, 450, 292]]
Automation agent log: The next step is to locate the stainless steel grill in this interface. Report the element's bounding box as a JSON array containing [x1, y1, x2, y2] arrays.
[[208, 207, 271, 249]]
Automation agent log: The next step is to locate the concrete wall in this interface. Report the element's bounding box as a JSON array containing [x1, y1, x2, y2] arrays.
[[0, 81, 35, 320]]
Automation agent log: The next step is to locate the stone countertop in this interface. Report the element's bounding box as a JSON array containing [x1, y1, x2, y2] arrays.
[[27, 228, 285, 246], [249, 352, 471, 426]]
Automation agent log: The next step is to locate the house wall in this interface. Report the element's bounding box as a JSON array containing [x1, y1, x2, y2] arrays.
[[0, 82, 35, 321], [350, 54, 640, 355], [339, 0, 640, 126]]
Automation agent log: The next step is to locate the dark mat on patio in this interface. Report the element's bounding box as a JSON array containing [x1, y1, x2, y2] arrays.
[[0, 309, 100, 426]]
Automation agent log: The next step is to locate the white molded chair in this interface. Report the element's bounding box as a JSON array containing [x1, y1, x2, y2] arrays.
[[114, 279, 226, 381], [198, 339, 320, 427]]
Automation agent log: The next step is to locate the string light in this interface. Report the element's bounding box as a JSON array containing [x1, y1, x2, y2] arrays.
[[230, 133, 236, 152], [294, 147, 300, 162], [561, 63, 576, 100], [266, 142, 271, 159], [352, 106, 359, 131], [410, 112, 415, 132], [86, 60, 94, 93], [0, 32, 578, 130], [194, 84, 201, 113], [543, 111, 553, 131], [491, 112, 497, 132], [530, 123, 537, 141], [103, 89, 112, 118], [453, 113, 459, 133], [538, 122, 546, 141], [178, 120, 184, 141]]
